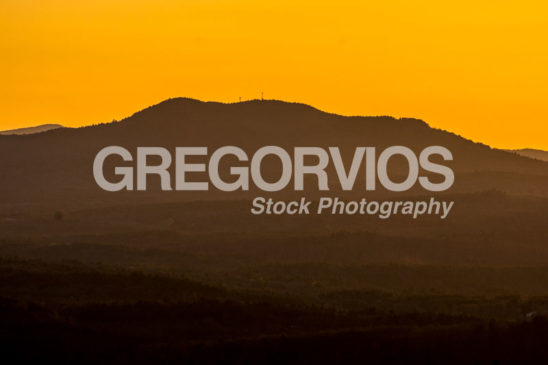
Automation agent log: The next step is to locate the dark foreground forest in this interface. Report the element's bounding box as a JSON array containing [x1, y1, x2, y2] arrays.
[[3, 257, 548, 364], [1, 191, 548, 364]]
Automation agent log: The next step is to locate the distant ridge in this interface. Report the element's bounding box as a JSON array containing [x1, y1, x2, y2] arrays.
[[0, 124, 63, 135], [0, 97, 547, 206], [506, 148, 548, 162]]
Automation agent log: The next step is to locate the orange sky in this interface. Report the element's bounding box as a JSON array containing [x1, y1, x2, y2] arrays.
[[1, 0, 547, 149]]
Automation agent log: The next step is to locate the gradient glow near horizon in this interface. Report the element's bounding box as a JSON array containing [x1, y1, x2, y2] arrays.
[[1, 0, 547, 149]]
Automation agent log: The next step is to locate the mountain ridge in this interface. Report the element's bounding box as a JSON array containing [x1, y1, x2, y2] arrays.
[[0, 97, 547, 207], [0, 123, 63, 135], [506, 148, 548, 162]]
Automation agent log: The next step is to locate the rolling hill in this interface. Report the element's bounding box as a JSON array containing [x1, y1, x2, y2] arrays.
[[0, 98, 547, 208], [506, 148, 548, 162], [0, 123, 63, 135]]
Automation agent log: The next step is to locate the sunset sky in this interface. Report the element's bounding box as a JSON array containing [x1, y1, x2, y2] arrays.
[[1, 0, 547, 149]]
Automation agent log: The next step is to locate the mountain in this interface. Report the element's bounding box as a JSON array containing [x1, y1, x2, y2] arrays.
[[1, 100, 548, 364], [0, 98, 547, 208], [0, 123, 63, 135], [506, 148, 548, 162], [0, 97, 545, 268], [2, 99, 547, 362]]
